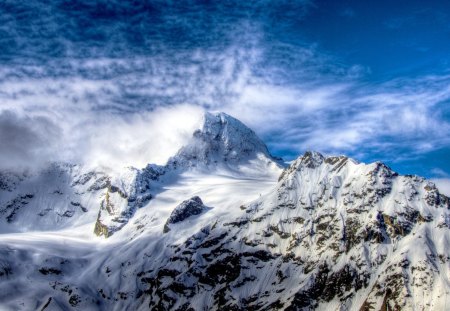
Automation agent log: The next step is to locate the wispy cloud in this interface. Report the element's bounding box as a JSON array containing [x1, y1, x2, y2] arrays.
[[2, 36, 450, 171], [430, 168, 450, 197], [0, 0, 449, 175], [431, 168, 449, 178], [0, 42, 261, 170], [384, 9, 449, 30], [221, 73, 450, 163], [432, 179, 450, 196]]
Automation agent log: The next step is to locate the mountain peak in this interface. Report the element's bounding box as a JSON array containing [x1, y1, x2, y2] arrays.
[[166, 112, 280, 170], [278, 151, 357, 182], [299, 150, 325, 168]]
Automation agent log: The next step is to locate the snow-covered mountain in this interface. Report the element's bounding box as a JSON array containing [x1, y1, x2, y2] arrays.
[[166, 112, 281, 171], [0, 113, 449, 310], [0, 112, 281, 237]]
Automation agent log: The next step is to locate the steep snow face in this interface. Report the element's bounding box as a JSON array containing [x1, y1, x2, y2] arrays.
[[167, 112, 281, 173], [2, 151, 447, 311], [130, 152, 450, 310]]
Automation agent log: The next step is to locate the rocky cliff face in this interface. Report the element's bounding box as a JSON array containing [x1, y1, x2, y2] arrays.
[[163, 196, 208, 233], [94, 166, 156, 237]]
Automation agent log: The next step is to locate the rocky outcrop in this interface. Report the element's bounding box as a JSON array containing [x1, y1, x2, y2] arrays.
[[163, 196, 208, 233], [94, 168, 154, 237]]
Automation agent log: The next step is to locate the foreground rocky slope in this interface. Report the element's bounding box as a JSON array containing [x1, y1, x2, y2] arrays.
[[0, 113, 449, 311], [134, 151, 450, 310]]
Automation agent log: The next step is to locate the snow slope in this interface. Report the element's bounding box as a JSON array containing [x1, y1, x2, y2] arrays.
[[0, 113, 449, 311], [0, 164, 105, 233]]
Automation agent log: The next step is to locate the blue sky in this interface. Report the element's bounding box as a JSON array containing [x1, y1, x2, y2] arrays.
[[0, 0, 449, 185], [298, 0, 450, 80]]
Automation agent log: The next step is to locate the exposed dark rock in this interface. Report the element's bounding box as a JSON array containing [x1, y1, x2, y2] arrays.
[[163, 196, 208, 233], [39, 267, 62, 275], [69, 294, 81, 306], [87, 176, 110, 192], [40, 297, 52, 311], [59, 210, 75, 217], [200, 255, 241, 286], [287, 264, 369, 309], [1, 193, 34, 222], [0, 266, 12, 278]]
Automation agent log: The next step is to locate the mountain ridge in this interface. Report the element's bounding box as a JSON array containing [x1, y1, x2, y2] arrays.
[[0, 112, 449, 310]]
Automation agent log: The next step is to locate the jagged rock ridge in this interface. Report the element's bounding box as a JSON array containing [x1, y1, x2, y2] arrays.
[[0, 112, 281, 237]]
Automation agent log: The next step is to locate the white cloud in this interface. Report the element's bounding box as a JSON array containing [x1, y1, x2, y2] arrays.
[[431, 168, 449, 178], [80, 105, 204, 171], [1, 12, 450, 174], [0, 111, 61, 170], [0, 104, 205, 172], [432, 178, 450, 197]]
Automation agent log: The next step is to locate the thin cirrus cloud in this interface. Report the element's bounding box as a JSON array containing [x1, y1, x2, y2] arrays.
[[225, 73, 450, 163], [0, 43, 261, 171], [0, 0, 449, 177], [1, 42, 450, 173]]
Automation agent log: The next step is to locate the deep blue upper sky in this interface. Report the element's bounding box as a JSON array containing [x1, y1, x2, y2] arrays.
[[0, 0, 449, 179], [299, 0, 450, 81]]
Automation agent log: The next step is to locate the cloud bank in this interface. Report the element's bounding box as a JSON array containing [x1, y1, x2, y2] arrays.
[[0, 111, 61, 170]]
